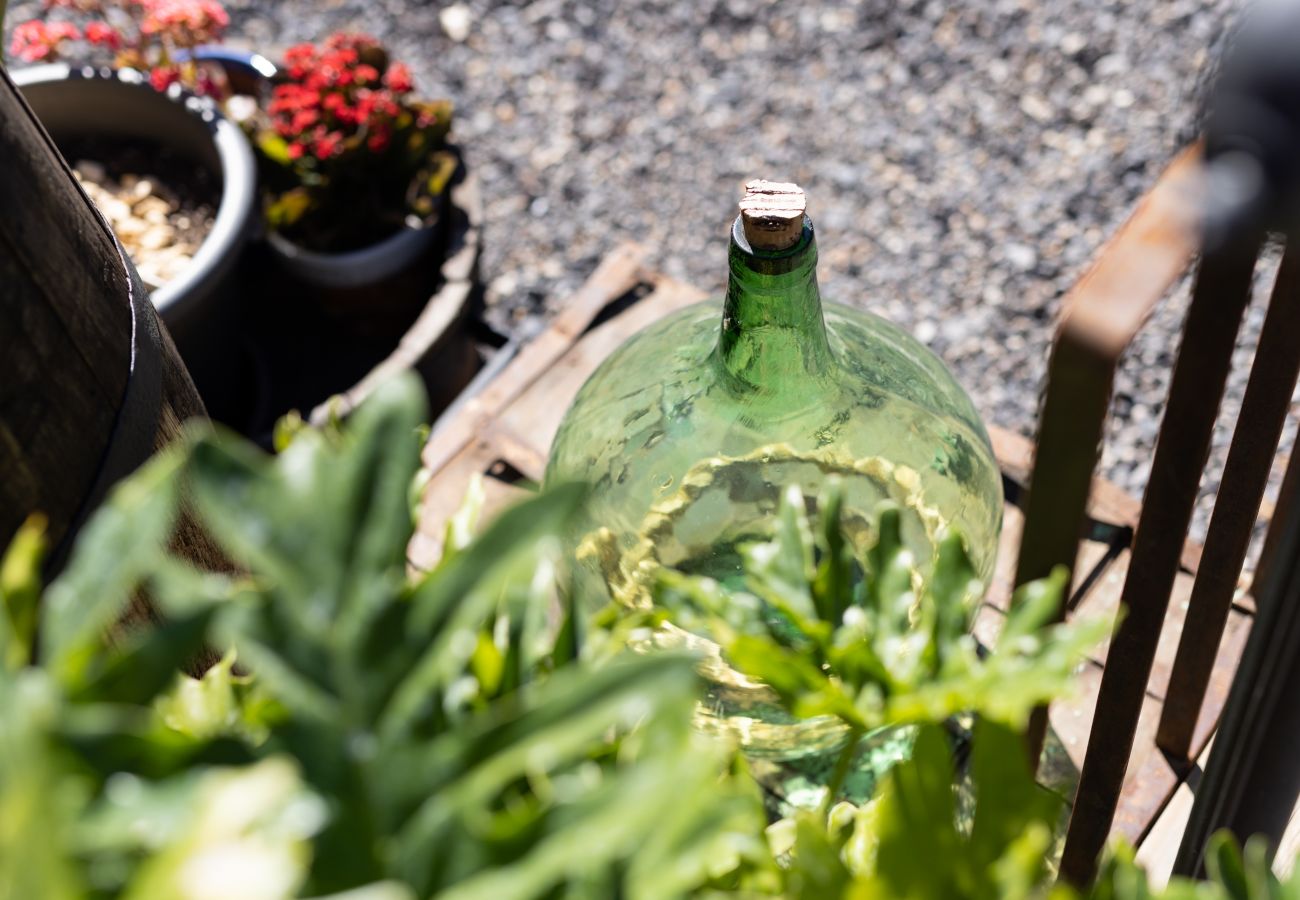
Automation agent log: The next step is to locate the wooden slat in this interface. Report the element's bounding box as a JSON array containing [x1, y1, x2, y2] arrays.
[[1060, 235, 1262, 886], [419, 242, 650, 477], [409, 257, 703, 570], [985, 501, 1117, 613], [993, 425, 1207, 578], [971, 599, 1237, 855], [991, 425, 1143, 537], [1135, 738, 1215, 888], [1071, 553, 1253, 704], [498, 276, 707, 455], [1056, 146, 1204, 361], [1252, 435, 1300, 605], [1158, 240, 1300, 759]]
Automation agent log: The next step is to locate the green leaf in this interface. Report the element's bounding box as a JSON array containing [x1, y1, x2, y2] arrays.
[[256, 130, 295, 166], [41, 450, 184, 687], [154, 651, 277, 745], [1003, 567, 1071, 644], [386, 652, 702, 894], [863, 504, 919, 639], [378, 482, 587, 742], [0, 514, 46, 670], [303, 886, 416, 900], [0, 671, 86, 900], [440, 473, 486, 567], [927, 531, 981, 664], [742, 484, 817, 621], [406, 150, 459, 222], [968, 718, 1061, 880], [812, 480, 853, 626], [265, 186, 315, 229], [69, 604, 217, 707], [783, 811, 855, 899], [117, 758, 323, 900], [869, 723, 962, 896]]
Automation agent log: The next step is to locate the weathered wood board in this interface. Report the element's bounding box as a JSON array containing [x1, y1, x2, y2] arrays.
[[409, 240, 1255, 865]]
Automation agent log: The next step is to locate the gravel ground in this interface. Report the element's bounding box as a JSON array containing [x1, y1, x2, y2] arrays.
[[12, 0, 1295, 541]]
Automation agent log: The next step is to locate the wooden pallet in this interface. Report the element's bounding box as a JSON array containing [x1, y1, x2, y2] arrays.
[[407, 240, 1255, 869]]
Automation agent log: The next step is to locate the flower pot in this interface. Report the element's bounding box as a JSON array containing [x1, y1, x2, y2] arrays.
[[260, 156, 457, 336], [265, 219, 439, 289], [228, 160, 484, 443], [12, 63, 258, 414]]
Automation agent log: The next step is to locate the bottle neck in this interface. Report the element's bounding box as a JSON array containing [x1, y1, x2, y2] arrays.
[[717, 216, 833, 392]]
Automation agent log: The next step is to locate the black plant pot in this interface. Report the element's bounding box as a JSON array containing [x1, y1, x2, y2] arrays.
[[13, 63, 258, 416]]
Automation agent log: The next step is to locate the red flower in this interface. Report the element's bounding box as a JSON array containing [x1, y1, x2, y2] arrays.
[[140, 0, 229, 44], [290, 109, 320, 133], [84, 20, 123, 49], [9, 20, 81, 62], [283, 42, 316, 67], [313, 130, 344, 159], [269, 83, 319, 114], [268, 32, 448, 170], [149, 64, 180, 91], [382, 62, 412, 94]]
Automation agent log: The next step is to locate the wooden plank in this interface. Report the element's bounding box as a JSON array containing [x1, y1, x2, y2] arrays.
[[419, 242, 649, 477], [971, 606, 1169, 831], [1009, 144, 1202, 593], [1135, 738, 1215, 887], [407, 438, 529, 570], [1056, 145, 1203, 363], [985, 501, 1116, 612], [979, 543, 1256, 859], [985, 546, 1253, 707], [411, 257, 702, 570], [498, 276, 707, 456], [990, 425, 1145, 537], [986, 503, 1025, 611]]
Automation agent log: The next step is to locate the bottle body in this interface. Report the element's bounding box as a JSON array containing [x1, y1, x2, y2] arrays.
[[545, 215, 1003, 760], [547, 298, 1003, 602]]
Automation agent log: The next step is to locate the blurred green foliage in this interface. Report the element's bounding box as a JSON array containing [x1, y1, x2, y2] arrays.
[[0, 374, 1293, 898]]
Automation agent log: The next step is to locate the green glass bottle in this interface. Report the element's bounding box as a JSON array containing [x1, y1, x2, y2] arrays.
[[545, 181, 1002, 760]]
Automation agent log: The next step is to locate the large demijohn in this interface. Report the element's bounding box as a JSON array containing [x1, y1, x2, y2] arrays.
[[545, 181, 1003, 762]]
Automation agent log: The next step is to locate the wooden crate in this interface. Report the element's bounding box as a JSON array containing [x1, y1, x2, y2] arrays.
[[407, 239, 1255, 870]]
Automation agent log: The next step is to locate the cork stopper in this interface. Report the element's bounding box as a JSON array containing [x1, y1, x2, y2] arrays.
[[739, 180, 806, 251]]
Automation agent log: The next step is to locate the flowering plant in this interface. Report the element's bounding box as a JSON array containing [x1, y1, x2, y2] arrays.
[[252, 32, 456, 253], [7, 0, 230, 95]]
